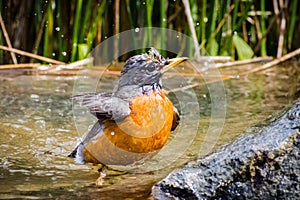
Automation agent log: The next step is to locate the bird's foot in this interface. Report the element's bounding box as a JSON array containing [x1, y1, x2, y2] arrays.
[[96, 165, 107, 187]]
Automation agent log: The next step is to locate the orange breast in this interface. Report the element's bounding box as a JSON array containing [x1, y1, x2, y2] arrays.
[[82, 91, 174, 165]]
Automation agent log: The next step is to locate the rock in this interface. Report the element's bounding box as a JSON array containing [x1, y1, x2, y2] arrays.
[[152, 102, 300, 199]]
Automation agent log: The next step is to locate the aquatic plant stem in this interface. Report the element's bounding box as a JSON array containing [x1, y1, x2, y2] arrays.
[[114, 0, 120, 59], [260, 0, 267, 56], [201, 0, 207, 45], [160, 0, 167, 54], [182, 0, 201, 61], [287, 0, 297, 50], [0, 45, 64, 64], [71, 0, 83, 61], [242, 48, 300, 74], [30, 1, 49, 63], [276, 0, 285, 58], [0, 13, 17, 64], [43, 1, 53, 59]]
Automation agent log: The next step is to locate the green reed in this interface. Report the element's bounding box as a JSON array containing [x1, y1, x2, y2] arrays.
[[0, 0, 299, 64], [143, 0, 154, 48], [43, 0, 53, 59], [159, 0, 167, 55], [260, 0, 267, 56], [288, 0, 298, 50], [70, 0, 83, 62]]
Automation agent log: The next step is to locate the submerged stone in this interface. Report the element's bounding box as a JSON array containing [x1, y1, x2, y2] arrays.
[[153, 102, 300, 199]]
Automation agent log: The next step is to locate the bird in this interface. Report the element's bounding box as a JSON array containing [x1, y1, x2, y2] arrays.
[[69, 47, 187, 186]]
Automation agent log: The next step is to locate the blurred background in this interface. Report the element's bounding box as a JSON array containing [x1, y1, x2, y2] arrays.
[[0, 0, 299, 64]]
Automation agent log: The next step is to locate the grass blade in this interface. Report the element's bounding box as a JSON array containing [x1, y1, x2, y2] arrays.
[[71, 0, 83, 61]]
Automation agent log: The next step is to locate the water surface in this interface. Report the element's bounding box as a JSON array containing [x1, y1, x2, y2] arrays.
[[0, 61, 299, 199]]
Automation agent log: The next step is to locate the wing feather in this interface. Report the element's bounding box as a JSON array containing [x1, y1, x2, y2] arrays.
[[72, 92, 131, 120]]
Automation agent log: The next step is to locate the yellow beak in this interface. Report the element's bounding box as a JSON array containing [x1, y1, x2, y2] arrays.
[[161, 57, 188, 73]]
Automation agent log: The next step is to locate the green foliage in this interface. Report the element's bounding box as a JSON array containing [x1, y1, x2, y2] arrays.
[[260, 0, 267, 56], [207, 38, 219, 56], [43, 1, 53, 58], [288, 0, 298, 50], [0, 0, 299, 63], [159, 0, 167, 55], [70, 0, 83, 62], [143, 0, 154, 47], [78, 44, 89, 60], [233, 33, 254, 60]]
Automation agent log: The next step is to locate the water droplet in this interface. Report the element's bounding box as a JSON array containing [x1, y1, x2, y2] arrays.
[[203, 17, 208, 23], [196, 22, 200, 26], [55, 27, 60, 31], [61, 34, 64, 38], [46, 137, 57, 144], [135, 27, 140, 32], [163, 18, 166, 22], [52, 53, 55, 56], [62, 52, 67, 56], [30, 94, 39, 99], [111, 131, 115, 136], [35, 119, 46, 129]]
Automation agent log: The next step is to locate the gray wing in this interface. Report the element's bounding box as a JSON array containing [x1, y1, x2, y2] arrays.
[[69, 92, 131, 159], [72, 92, 131, 121]]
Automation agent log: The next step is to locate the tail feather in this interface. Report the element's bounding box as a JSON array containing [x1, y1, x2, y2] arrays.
[[68, 143, 85, 164], [68, 146, 79, 158], [68, 120, 103, 162]]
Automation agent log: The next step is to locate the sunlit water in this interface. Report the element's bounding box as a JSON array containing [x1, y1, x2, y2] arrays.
[[0, 61, 299, 199]]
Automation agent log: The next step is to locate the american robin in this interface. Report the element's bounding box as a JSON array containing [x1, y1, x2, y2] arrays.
[[69, 47, 187, 185]]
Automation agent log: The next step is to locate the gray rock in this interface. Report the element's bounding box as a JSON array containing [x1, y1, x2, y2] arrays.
[[152, 102, 300, 199]]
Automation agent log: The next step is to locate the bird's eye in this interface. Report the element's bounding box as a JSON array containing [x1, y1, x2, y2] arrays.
[[147, 63, 156, 72]]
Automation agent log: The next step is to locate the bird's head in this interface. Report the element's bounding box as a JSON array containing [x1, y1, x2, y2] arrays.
[[118, 47, 187, 89]]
